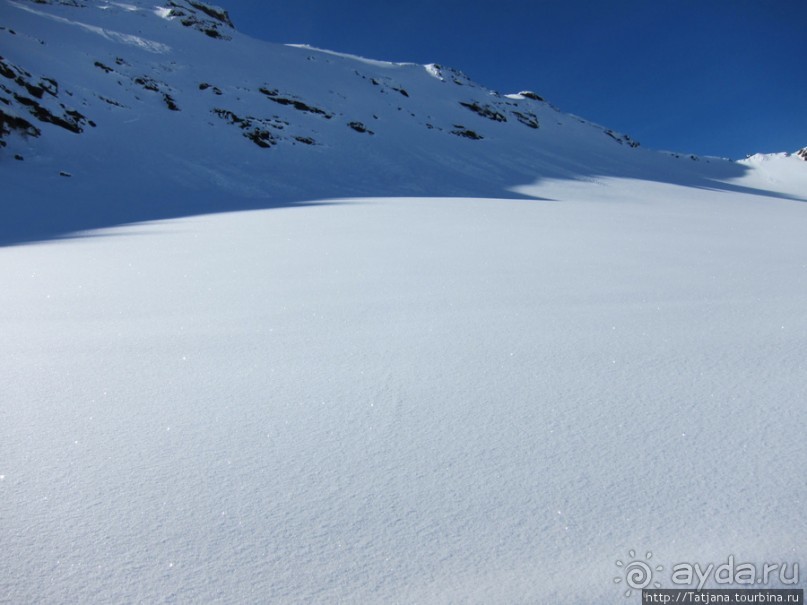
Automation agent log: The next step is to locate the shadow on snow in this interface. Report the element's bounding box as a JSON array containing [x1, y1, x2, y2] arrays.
[[1, 145, 803, 247]]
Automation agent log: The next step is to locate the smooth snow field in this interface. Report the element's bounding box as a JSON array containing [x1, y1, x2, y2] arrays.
[[2, 177, 805, 603]]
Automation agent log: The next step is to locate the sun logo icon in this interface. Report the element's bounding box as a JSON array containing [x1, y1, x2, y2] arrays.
[[614, 550, 663, 597]]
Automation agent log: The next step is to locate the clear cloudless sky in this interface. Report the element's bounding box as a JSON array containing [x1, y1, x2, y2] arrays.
[[222, 0, 805, 159]]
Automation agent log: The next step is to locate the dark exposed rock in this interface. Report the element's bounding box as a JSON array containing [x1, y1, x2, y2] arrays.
[[213, 108, 242, 123], [348, 121, 373, 134], [166, 0, 233, 40], [1, 109, 42, 140], [31, 103, 85, 133], [0, 59, 21, 81], [133, 76, 180, 111], [23, 82, 47, 99], [133, 76, 161, 92], [187, 1, 234, 28], [65, 108, 87, 123], [258, 87, 332, 118], [604, 129, 640, 148], [450, 127, 483, 140], [427, 64, 473, 86], [12, 93, 37, 107], [0, 58, 58, 99], [512, 110, 539, 129], [94, 61, 114, 74], [246, 128, 273, 148], [201, 26, 223, 39], [459, 101, 506, 122], [0, 57, 88, 138], [40, 77, 58, 96], [363, 73, 409, 97], [797, 147, 807, 161], [163, 94, 180, 111], [212, 108, 279, 148], [98, 95, 125, 107], [8, 86, 90, 133], [519, 91, 544, 101], [199, 82, 222, 95]]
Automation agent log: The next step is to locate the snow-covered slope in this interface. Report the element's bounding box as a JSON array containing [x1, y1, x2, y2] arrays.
[[1, 2, 806, 604], [3, 0, 804, 245]]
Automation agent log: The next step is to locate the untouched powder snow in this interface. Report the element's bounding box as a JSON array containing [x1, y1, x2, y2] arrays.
[[1, 0, 806, 602], [2, 180, 806, 603]]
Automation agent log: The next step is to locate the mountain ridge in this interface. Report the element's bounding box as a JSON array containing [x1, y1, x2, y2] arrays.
[[1, 0, 805, 246]]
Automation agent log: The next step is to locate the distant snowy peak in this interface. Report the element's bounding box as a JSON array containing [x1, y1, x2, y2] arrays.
[[743, 148, 807, 163]]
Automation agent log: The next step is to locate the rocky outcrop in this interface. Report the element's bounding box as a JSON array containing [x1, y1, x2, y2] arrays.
[[425, 64, 475, 87], [0, 110, 41, 147], [604, 129, 640, 148], [459, 101, 507, 123], [258, 87, 333, 118], [212, 108, 284, 148], [348, 121, 373, 134], [0, 56, 93, 144], [518, 91, 544, 102], [165, 0, 234, 39], [512, 110, 539, 129], [450, 126, 483, 140]]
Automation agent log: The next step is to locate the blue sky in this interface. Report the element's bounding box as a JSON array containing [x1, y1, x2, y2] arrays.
[[223, 1, 806, 159]]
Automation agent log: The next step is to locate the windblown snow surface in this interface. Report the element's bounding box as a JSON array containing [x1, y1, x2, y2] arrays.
[[1, 1, 806, 603]]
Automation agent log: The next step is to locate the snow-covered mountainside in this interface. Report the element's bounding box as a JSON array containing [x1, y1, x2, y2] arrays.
[[2, 0, 804, 245], [2, 2, 806, 604]]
